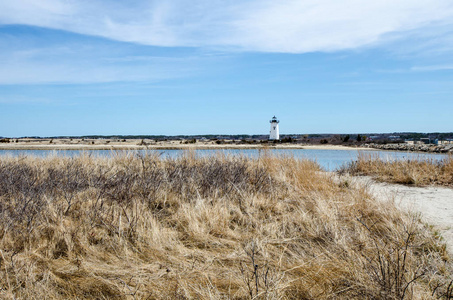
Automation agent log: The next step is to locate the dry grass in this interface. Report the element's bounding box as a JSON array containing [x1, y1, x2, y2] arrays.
[[340, 153, 453, 186], [0, 151, 452, 299]]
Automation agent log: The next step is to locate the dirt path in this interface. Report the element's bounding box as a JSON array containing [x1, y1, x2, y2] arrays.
[[347, 176, 453, 252]]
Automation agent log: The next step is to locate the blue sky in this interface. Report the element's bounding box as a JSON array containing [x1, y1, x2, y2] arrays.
[[1, 0, 453, 137]]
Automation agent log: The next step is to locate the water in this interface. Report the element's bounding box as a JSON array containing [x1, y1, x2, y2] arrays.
[[0, 149, 448, 171]]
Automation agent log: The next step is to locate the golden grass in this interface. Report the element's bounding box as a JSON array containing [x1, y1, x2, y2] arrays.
[[340, 153, 453, 186], [0, 151, 451, 299]]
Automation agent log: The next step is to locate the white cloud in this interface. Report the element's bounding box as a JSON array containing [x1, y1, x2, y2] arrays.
[[1, 0, 453, 53], [228, 0, 453, 52], [0, 0, 72, 27]]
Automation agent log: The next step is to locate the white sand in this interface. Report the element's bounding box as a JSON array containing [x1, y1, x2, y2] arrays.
[[347, 176, 453, 253]]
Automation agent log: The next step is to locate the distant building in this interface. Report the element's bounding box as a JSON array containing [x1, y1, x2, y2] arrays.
[[437, 139, 453, 145], [420, 138, 431, 144], [269, 116, 280, 140]]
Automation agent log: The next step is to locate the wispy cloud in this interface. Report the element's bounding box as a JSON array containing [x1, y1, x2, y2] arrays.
[[380, 64, 453, 73], [1, 1, 453, 86], [411, 65, 453, 71], [0, 37, 212, 84], [0, 94, 54, 104], [1, 0, 453, 53]]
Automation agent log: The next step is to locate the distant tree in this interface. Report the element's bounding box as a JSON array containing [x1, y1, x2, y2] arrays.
[[357, 134, 362, 142], [343, 135, 350, 143], [184, 139, 196, 144], [281, 137, 293, 143]]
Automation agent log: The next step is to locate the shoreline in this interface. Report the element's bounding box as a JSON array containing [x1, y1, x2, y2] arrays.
[[1, 141, 451, 154], [361, 142, 453, 154], [0, 143, 368, 151]]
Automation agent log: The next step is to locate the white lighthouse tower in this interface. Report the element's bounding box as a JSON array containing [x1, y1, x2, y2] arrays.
[[269, 116, 280, 140]]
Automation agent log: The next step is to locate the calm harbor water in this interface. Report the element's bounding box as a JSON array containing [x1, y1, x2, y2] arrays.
[[0, 149, 448, 171]]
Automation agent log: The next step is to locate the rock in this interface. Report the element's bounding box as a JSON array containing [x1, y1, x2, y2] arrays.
[[362, 143, 452, 154]]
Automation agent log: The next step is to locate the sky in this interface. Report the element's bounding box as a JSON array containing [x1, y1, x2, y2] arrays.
[[1, 0, 453, 137]]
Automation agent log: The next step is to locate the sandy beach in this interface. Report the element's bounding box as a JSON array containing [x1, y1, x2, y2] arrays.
[[0, 138, 368, 151], [343, 175, 453, 254]]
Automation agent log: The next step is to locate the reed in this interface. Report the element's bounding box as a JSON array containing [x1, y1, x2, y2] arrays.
[[340, 153, 453, 186], [0, 151, 451, 299]]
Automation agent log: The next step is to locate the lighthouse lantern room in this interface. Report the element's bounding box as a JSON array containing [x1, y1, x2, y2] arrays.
[[269, 116, 280, 140]]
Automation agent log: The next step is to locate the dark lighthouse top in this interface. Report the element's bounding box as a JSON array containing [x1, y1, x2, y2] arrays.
[[270, 116, 280, 123]]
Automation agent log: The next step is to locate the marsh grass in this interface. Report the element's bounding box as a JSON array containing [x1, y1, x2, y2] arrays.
[[0, 151, 451, 299], [340, 153, 453, 186]]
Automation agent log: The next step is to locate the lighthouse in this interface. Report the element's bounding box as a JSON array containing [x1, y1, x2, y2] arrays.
[[269, 116, 280, 140]]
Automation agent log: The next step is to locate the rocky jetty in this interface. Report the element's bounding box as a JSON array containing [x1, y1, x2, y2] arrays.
[[362, 143, 453, 153]]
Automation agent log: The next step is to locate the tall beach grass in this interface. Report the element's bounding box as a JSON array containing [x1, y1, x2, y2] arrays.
[[0, 151, 451, 299], [340, 153, 453, 186]]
